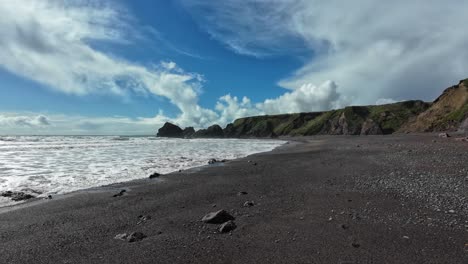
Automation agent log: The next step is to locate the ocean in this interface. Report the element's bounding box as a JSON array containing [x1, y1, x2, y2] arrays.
[[0, 136, 284, 207]]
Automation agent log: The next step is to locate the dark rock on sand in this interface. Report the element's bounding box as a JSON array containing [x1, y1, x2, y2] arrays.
[[237, 191, 248, 196], [137, 215, 151, 225], [157, 122, 184, 138], [1, 191, 35, 201], [149, 172, 161, 179], [208, 159, 218, 165], [112, 190, 126, 197], [243, 201, 255, 207], [202, 210, 235, 224], [219, 220, 237, 233], [114, 232, 146, 242]]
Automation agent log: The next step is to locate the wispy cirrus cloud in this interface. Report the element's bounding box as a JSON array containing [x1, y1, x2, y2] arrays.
[[182, 0, 468, 105]]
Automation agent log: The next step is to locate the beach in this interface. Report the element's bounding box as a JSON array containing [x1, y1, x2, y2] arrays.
[[0, 134, 466, 263]]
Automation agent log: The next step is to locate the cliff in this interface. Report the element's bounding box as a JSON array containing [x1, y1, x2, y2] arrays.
[[156, 78, 468, 138], [399, 79, 468, 133]]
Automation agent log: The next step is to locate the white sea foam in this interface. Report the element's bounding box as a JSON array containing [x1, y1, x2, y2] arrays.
[[0, 136, 284, 207]]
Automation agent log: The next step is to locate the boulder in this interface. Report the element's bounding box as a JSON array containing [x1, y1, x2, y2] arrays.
[[182, 127, 195, 138], [1, 191, 35, 201], [193, 125, 224, 138], [219, 220, 237, 233], [157, 122, 184, 138], [149, 172, 161, 179], [201, 210, 235, 224]]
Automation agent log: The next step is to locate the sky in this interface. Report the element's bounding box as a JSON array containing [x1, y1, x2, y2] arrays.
[[0, 0, 467, 135]]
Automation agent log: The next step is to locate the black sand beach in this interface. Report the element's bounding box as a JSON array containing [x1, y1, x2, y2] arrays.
[[0, 135, 466, 263]]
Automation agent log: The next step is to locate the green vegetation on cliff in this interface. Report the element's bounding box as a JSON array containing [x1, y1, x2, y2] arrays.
[[224, 100, 431, 137]]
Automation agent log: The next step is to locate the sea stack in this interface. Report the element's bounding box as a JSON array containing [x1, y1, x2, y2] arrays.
[[157, 122, 184, 138]]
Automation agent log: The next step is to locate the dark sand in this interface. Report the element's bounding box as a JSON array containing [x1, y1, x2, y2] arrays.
[[0, 135, 467, 264]]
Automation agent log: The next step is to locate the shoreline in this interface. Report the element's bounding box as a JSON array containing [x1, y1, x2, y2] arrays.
[[0, 138, 290, 213], [0, 134, 466, 263]]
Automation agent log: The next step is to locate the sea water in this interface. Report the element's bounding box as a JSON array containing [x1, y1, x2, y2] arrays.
[[0, 136, 284, 207]]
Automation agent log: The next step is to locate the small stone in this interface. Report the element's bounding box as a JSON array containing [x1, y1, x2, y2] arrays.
[[149, 172, 161, 179], [403, 236, 410, 239], [47, 195, 53, 199], [218, 220, 236, 233], [253, 162, 258, 166], [202, 210, 235, 224], [112, 189, 126, 197], [328, 217, 333, 221], [448, 210, 456, 214], [351, 242, 360, 248], [243, 201, 255, 207], [114, 233, 128, 240], [237, 191, 248, 196], [208, 159, 218, 164], [341, 224, 349, 230], [137, 215, 151, 225], [127, 232, 146, 242]]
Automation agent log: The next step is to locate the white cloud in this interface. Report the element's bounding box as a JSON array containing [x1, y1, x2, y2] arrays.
[[0, 114, 51, 128], [183, 0, 468, 104], [0, 0, 217, 127]]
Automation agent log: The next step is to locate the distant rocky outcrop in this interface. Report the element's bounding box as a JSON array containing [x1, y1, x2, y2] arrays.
[[157, 122, 184, 138], [193, 124, 224, 138], [182, 127, 195, 138], [399, 79, 468, 133]]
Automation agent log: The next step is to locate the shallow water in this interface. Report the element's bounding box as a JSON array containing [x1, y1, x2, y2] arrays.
[[0, 136, 284, 207]]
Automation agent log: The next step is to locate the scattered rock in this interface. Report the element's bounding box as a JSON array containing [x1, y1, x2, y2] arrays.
[[208, 159, 218, 165], [202, 210, 235, 224], [115, 232, 147, 242], [137, 215, 151, 225], [243, 201, 255, 207], [127, 232, 147, 242], [218, 220, 237, 233], [113, 189, 126, 197], [448, 209, 456, 214], [149, 172, 161, 179], [114, 233, 128, 240], [438, 133, 450, 138], [351, 242, 360, 248], [237, 191, 248, 196], [1, 191, 35, 201]]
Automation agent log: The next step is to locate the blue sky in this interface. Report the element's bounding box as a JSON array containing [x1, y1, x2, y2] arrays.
[[0, 0, 467, 135]]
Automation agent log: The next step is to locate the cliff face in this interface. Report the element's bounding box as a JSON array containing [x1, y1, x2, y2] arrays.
[[156, 78, 468, 138], [399, 79, 468, 133], [225, 100, 429, 137]]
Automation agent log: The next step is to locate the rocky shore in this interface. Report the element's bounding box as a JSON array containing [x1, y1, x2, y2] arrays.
[[0, 134, 466, 263]]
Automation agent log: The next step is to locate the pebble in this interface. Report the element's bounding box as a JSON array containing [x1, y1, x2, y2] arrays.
[[219, 220, 237, 233], [202, 210, 235, 224]]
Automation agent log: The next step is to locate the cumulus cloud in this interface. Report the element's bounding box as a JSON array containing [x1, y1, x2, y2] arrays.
[[183, 0, 468, 105], [0, 114, 51, 128], [0, 0, 218, 128]]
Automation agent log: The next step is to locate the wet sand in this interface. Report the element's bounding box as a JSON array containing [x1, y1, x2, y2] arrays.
[[0, 135, 466, 263]]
